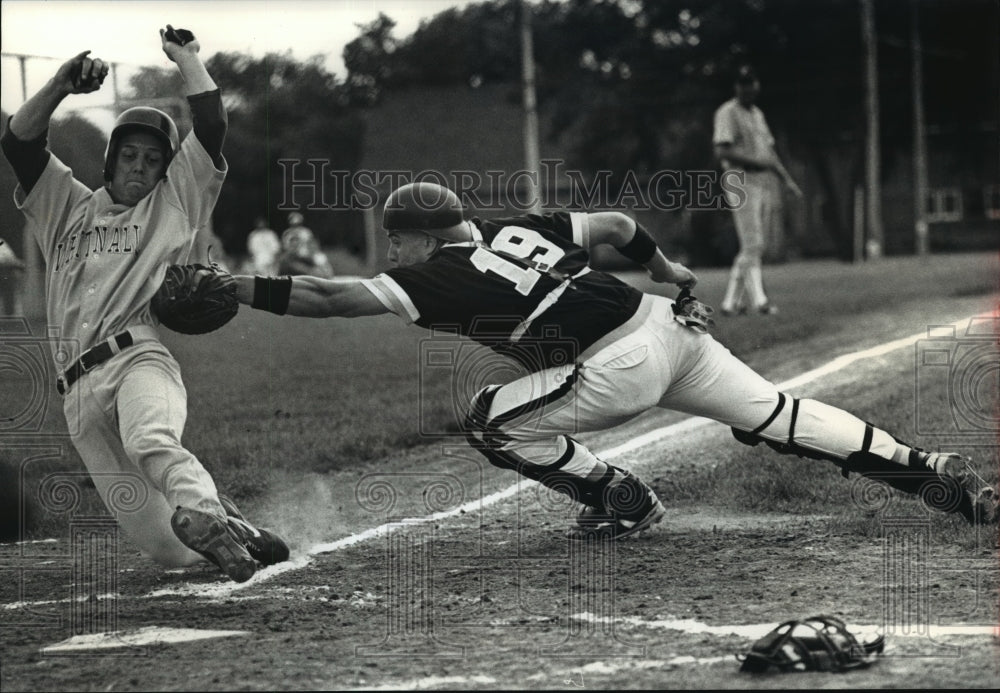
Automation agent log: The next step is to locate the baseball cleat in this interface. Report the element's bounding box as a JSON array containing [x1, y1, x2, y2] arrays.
[[218, 494, 291, 566], [756, 302, 778, 315], [171, 507, 257, 583], [924, 453, 999, 526], [568, 499, 666, 540], [568, 469, 666, 540], [217, 493, 247, 521]]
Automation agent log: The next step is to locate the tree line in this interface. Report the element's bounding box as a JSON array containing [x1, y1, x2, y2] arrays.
[[2, 0, 995, 262]]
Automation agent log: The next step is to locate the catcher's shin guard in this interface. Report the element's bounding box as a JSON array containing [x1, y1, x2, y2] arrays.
[[840, 450, 997, 525], [464, 386, 665, 538], [731, 394, 998, 525]]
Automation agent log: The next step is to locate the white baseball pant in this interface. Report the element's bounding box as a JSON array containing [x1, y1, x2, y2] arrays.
[[64, 331, 226, 567]]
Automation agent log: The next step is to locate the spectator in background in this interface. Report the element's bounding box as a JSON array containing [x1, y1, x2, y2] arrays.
[[280, 211, 333, 278], [246, 216, 281, 275], [713, 65, 802, 316], [0, 237, 26, 315]]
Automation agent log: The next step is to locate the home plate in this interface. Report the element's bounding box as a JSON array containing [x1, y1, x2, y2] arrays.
[[41, 626, 250, 653]]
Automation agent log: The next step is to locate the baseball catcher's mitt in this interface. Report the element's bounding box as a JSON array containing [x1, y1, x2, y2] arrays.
[[737, 615, 884, 674], [672, 287, 715, 333], [151, 258, 238, 335]]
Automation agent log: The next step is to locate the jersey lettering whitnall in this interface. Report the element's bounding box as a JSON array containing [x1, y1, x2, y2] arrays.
[[13, 133, 227, 362], [362, 212, 643, 370]]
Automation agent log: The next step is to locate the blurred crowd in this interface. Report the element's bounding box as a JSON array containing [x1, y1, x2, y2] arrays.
[[243, 212, 334, 279]]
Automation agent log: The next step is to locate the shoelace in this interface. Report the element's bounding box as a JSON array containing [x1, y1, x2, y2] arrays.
[[226, 515, 262, 542], [924, 452, 992, 490]]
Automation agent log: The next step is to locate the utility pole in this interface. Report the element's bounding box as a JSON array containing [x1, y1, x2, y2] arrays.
[[911, 2, 930, 256], [111, 61, 122, 115], [520, 0, 542, 214], [861, 0, 883, 259]]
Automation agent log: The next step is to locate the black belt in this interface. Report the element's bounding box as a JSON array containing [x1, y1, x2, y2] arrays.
[[57, 331, 135, 395]]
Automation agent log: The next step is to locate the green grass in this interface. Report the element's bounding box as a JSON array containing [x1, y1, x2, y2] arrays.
[[2, 250, 997, 538]]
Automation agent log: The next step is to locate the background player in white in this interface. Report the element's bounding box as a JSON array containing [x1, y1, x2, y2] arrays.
[[235, 182, 997, 536], [246, 216, 282, 275], [1, 26, 288, 582], [714, 65, 802, 316]]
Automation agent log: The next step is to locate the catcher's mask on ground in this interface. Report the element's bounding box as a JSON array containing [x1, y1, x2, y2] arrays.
[[382, 182, 472, 243], [103, 106, 179, 181], [737, 615, 884, 674]]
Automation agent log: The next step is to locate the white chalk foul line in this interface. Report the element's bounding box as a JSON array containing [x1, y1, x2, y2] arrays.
[[11, 313, 990, 606], [571, 613, 999, 639]]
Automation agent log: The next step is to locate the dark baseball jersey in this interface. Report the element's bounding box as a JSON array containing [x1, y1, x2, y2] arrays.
[[362, 212, 643, 370]]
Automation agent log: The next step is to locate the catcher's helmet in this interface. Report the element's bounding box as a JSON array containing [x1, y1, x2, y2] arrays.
[[103, 106, 180, 181], [383, 182, 469, 242]]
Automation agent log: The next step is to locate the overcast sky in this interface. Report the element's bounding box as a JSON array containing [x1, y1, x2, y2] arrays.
[[1, 0, 478, 131]]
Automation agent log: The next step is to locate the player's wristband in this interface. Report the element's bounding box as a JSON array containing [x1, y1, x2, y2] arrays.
[[618, 223, 658, 264], [252, 276, 292, 315]]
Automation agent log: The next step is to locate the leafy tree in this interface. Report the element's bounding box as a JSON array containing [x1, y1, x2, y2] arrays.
[[124, 52, 366, 256], [345, 0, 996, 260], [0, 110, 108, 258], [49, 114, 109, 190]]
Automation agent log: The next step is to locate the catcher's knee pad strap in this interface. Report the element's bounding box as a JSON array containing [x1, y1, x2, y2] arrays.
[[252, 276, 292, 314], [732, 394, 850, 466], [462, 386, 504, 445], [732, 392, 790, 446]]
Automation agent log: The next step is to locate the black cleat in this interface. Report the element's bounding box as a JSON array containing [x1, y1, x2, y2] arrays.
[[171, 507, 257, 583], [218, 494, 291, 566], [568, 469, 666, 540], [924, 453, 999, 526]]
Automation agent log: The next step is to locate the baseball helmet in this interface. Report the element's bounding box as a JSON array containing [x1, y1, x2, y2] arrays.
[[287, 212, 305, 226], [383, 182, 469, 242], [103, 106, 180, 181]]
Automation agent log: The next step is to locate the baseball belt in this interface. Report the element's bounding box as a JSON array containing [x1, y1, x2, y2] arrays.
[[57, 330, 135, 395]]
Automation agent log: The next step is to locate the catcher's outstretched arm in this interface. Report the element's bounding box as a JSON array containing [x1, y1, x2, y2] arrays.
[[234, 275, 388, 318], [587, 212, 697, 289]]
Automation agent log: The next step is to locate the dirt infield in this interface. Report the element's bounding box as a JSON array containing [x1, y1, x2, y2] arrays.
[[1, 488, 996, 690]]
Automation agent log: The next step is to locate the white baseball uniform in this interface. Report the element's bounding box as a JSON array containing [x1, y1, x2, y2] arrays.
[[713, 97, 782, 311], [6, 108, 229, 566], [247, 227, 281, 275]]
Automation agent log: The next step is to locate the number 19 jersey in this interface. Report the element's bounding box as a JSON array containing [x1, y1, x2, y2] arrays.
[[361, 211, 643, 370]]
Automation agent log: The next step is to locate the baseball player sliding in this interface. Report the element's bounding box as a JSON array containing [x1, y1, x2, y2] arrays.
[[230, 182, 996, 537], [1, 26, 288, 582]]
